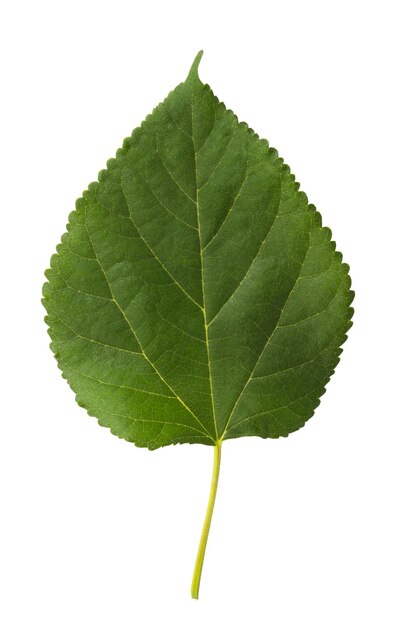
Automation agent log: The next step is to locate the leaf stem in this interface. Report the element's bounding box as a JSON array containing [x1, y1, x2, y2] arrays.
[[191, 439, 222, 599]]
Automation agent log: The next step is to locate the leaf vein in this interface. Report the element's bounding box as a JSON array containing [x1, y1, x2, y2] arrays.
[[60, 357, 176, 399], [93, 407, 210, 438], [154, 138, 197, 204], [139, 174, 197, 230], [226, 379, 327, 433], [120, 182, 204, 311], [84, 209, 213, 440], [49, 312, 143, 356], [221, 227, 313, 437], [251, 328, 342, 381], [197, 132, 235, 191], [208, 209, 279, 326], [191, 93, 218, 440], [201, 156, 249, 252]]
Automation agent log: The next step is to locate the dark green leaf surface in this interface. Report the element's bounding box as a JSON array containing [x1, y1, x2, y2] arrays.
[[43, 52, 353, 450]]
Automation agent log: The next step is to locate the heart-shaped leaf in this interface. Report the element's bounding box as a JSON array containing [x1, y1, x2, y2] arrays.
[[43, 51, 353, 598]]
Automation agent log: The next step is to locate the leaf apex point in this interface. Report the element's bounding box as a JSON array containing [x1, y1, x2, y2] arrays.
[[187, 50, 204, 83]]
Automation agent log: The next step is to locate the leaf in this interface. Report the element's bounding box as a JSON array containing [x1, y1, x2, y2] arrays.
[[42, 51, 354, 598]]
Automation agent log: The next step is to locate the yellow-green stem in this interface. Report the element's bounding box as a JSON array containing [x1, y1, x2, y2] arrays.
[[191, 439, 222, 599]]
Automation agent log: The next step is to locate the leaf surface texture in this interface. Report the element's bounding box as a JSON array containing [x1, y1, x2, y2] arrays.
[[43, 53, 353, 450]]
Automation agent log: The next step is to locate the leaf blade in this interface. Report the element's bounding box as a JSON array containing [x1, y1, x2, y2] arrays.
[[43, 53, 353, 449]]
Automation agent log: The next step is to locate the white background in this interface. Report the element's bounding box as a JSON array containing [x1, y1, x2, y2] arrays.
[[1, 1, 416, 624]]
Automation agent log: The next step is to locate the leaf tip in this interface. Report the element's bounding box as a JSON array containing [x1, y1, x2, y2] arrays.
[[187, 50, 204, 84]]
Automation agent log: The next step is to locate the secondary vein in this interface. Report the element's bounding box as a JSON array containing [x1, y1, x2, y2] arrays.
[[84, 210, 213, 440], [220, 224, 313, 438]]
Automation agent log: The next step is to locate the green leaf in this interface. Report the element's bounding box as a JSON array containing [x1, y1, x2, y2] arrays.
[[42, 51, 353, 598]]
